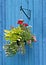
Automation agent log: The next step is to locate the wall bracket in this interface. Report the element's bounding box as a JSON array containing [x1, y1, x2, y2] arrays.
[[20, 6, 31, 20]]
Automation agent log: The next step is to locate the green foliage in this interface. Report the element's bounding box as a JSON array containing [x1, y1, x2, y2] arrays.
[[3, 21, 36, 56]]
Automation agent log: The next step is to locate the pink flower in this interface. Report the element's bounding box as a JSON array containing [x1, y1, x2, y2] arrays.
[[17, 20, 23, 25], [32, 36, 37, 42], [23, 23, 28, 27], [27, 40, 31, 44]]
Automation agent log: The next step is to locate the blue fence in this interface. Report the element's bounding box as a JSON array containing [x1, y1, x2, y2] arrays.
[[0, 0, 46, 65]]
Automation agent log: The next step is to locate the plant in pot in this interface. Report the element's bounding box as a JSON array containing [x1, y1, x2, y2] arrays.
[[3, 19, 37, 56]]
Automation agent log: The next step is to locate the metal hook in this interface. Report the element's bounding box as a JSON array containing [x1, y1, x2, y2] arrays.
[[20, 6, 31, 20]]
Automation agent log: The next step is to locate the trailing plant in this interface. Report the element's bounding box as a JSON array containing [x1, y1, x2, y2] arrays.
[[3, 19, 37, 56]]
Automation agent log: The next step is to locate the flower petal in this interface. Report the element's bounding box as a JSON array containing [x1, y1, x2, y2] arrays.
[[17, 20, 23, 24], [23, 23, 28, 26]]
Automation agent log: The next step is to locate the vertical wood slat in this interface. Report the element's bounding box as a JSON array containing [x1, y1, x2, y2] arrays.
[[33, 0, 43, 65], [0, 0, 6, 65], [43, 0, 46, 65], [1, 0, 6, 65]]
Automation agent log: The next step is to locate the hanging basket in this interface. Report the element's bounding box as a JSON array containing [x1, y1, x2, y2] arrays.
[[3, 19, 37, 56]]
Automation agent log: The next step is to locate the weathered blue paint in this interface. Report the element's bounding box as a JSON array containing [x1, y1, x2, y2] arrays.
[[0, 0, 46, 65]]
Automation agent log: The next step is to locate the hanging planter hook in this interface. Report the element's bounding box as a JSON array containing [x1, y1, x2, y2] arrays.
[[20, 6, 31, 20]]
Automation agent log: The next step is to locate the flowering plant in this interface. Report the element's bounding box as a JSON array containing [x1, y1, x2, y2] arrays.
[[3, 19, 37, 56]]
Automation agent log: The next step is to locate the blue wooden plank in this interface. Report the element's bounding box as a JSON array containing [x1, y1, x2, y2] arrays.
[[43, 0, 46, 65], [0, 0, 5, 65], [1, 0, 7, 65], [0, 53, 3, 65], [29, 0, 35, 65], [33, 0, 43, 65]]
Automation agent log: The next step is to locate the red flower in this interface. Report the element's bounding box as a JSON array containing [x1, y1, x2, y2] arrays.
[[17, 20, 23, 25], [23, 23, 28, 27]]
